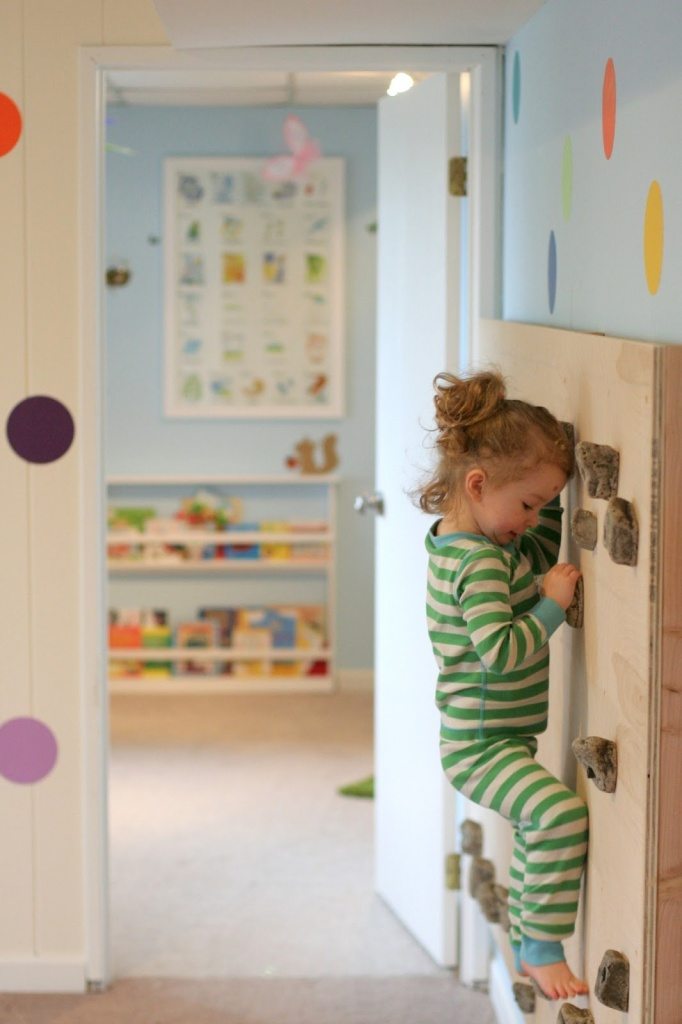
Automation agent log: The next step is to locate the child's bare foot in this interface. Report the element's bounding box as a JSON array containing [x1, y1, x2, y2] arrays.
[[520, 959, 589, 1000]]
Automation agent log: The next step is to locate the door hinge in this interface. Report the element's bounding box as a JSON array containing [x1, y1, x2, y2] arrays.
[[449, 156, 467, 197], [445, 852, 461, 890]]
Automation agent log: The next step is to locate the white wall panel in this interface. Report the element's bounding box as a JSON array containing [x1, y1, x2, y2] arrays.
[[0, 0, 164, 984], [0, 0, 35, 957]]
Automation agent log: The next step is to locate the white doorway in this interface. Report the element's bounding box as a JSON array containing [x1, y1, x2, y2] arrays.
[[79, 44, 501, 986]]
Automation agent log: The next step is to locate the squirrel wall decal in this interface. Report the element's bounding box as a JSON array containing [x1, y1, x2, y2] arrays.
[[285, 434, 339, 474]]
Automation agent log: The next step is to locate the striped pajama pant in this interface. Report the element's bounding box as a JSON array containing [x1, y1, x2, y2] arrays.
[[441, 732, 588, 947]]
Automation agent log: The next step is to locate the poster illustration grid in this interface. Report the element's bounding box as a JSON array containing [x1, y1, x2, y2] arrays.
[[164, 157, 345, 418]]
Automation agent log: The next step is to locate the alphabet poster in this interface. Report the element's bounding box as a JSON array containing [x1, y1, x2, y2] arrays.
[[164, 157, 345, 418]]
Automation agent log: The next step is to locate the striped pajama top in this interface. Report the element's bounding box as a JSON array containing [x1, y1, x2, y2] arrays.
[[425, 503, 566, 741]]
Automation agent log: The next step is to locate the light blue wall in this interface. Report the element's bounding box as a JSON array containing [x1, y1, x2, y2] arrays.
[[504, 0, 682, 344], [105, 105, 377, 670]]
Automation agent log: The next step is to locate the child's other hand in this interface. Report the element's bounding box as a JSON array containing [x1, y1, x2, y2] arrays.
[[542, 563, 581, 610]]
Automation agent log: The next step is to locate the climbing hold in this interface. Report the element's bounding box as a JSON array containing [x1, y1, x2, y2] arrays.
[[566, 576, 584, 629], [595, 949, 629, 1011], [493, 883, 511, 932], [557, 1005, 595, 1024], [468, 856, 495, 898], [572, 736, 618, 793], [604, 497, 638, 566], [475, 881, 500, 923], [460, 818, 483, 856], [560, 421, 576, 448], [571, 509, 598, 550], [513, 982, 536, 1014], [575, 442, 620, 499]]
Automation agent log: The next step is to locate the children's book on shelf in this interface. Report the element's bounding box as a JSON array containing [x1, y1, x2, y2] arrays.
[[260, 521, 292, 560], [225, 522, 261, 560], [142, 624, 173, 678], [231, 607, 274, 676], [229, 604, 326, 677], [175, 620, 217, 675], [109, 608, 171, 679], [198, 607, 238, 674]]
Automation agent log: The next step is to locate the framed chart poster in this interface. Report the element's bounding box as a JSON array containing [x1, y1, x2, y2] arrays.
[[164, 156, 345, 418]]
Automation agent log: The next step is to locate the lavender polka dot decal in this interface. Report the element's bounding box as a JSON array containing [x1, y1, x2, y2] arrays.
[[548, 230, 557, 314], [0, 717, 58, 784], [7, 395, 75, 464]]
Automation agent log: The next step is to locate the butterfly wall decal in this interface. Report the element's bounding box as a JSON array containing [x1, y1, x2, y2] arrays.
[[262, 115, 322, 182]]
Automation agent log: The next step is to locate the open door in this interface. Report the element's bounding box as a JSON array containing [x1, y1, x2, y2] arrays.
[[373, 73, 463, 966]]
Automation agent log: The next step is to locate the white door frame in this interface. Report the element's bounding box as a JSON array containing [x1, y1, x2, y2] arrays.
[[78, 43, 502, 985]]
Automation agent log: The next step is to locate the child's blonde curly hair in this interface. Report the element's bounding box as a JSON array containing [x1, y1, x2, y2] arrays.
[[419, 369, 574, 516]]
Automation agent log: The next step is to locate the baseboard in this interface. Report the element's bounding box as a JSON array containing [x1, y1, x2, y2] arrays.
[[489, 948, 525, 1024], [337, 668, 374, 692], [0, 958, 86, 993]]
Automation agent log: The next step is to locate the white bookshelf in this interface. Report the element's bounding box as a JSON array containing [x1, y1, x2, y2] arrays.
[[107, 475, 337, 695]]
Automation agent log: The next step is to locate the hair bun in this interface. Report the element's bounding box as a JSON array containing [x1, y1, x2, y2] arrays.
[[433, 370, 506, 435]]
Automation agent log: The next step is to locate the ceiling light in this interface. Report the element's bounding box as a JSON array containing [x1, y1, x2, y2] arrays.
[[387, 73, 414, 97]]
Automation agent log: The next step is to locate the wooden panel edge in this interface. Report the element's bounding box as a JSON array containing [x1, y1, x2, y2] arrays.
[[655, 342, 682, 1024]]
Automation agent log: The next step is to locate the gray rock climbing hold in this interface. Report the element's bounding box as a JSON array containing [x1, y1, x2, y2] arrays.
[[493, 883, 511, 932], [566, 576, 584, 629], [513, 982, 536, 1014], [476, 881, 500, 923], [575, 442, 620, 499], [557, 1005, 595, 1024], [595, 949, 629, 1011], [460, 818, 483, 856], [560, 421, 576, 449], [572, 736, 618, 793], [604, 497, 638, 566], [571, 508, 598, 550], [468, 856, 495, 898]]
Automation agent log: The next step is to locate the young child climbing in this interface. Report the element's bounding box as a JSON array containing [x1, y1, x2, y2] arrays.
[[420, 369, 589, 1001]]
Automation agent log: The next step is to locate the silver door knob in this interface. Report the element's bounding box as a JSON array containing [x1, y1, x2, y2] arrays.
[[353, 493, 385, 516]]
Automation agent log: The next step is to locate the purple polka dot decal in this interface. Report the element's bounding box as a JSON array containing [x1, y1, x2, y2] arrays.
[[548, 231, 557, 314], [7, 395, 75, 464], [0, 717, 58, 784]]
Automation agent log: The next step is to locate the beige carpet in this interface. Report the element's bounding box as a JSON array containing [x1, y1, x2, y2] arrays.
[[1, 691, 496, 1023], [0, 976, 496, 1024], [107, 691, 448, 979]]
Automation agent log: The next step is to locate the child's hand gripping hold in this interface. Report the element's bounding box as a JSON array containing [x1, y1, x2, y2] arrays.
[[542, 562, 582, 611]]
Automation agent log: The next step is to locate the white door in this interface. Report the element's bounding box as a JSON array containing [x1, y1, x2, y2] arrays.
[[374, 73, 462, 966]]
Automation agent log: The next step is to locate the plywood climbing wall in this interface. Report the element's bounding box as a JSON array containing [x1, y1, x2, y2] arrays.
[[464, 320, 682, 1024]]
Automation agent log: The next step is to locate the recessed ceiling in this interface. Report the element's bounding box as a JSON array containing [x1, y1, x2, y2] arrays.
[[106, 69, 430, 107], [110, 0, 547, 107], [152, 0, 547, 47]]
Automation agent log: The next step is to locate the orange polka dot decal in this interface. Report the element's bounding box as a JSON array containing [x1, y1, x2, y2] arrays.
[[644, 181, 664, 295], [602, 59, 616, 159], [0, 93, 22, 157]]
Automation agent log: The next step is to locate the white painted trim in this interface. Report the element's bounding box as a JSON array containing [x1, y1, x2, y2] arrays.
[[78, 47, 110, 989], [489, 947, 525, 1024], [468, 48, 503, 364], [79, 42, 502, 986], [81, 44, 499, 74], [337, 668, 374, 692], [0, 959, 86, 994]]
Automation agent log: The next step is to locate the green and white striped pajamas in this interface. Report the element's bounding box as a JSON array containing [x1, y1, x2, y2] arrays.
[[425, 505, 588, 962]]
